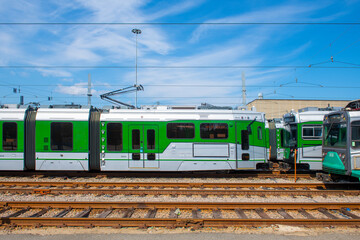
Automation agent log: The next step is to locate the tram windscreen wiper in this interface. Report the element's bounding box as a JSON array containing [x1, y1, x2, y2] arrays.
[[325, 121, 335, 140]]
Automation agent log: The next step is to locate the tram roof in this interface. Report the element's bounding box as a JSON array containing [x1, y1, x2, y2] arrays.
[[100, 109, 265, 122]]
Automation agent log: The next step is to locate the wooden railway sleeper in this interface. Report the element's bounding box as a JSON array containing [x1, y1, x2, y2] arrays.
[[0, 207, 10, 214], [277, 208, 294, 219], [74, 208, 92, 218], [169, 208, 179, 218], [96, 208, 113, 218], [318, 208, 339, 219], [29, 207, 51, 218], [340, 208, 360, 219], [255, 208, 271, 219], [298, 208, 316, 219], [212, 208, 222, 219], [235, 208, 248, 219], [54, 207, 72, 218], [5, 207, 30, 218], [192, 208, 201, 219], [145, 208, 157, 218], [122, 207, 135, 218]]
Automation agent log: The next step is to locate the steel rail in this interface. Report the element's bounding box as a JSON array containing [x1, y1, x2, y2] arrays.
[[2, 201, 360, 209], [0, 188, 359, 197], [2, 218, 360, 228]]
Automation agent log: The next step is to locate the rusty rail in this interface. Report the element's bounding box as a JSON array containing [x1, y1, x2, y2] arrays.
[[0, 181, 359, 197]]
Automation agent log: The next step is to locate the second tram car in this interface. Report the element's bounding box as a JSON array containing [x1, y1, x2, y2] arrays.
[[283, 107, 340, 170]]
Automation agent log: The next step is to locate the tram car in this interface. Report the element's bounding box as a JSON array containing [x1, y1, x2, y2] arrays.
[[282, 107, 341, 170], [266, 118, 291, 162], [322, 100, 360, 181], [0, 104, 269, 172]]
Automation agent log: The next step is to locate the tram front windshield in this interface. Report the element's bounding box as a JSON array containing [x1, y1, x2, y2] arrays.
[[323, 122, 347, 148]]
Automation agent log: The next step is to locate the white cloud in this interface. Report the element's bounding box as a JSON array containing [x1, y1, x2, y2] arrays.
[[56, 82, 97, 95], [146, 0, 204, 20], [190, 2, 333, 43], [37, 69, 73, 78]]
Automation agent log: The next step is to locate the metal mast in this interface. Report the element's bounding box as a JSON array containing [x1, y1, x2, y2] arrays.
[[242, 71, 246, 106], [132, 28, 141, 108], [87, 73, 92, 107]]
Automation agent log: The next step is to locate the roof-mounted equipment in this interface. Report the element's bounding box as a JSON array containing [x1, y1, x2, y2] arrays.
[[100, 84, 144, 109]]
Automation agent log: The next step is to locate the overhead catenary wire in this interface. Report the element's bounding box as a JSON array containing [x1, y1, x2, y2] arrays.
[[0, 22, 360, 25], [0, 65, 359, 69], [332, 38, 360, 57]]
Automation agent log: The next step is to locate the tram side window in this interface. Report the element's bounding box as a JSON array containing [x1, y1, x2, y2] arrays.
[[302, 125, 322, 139], [200, 123, 228, 139], [351, 121, 360, 148], [241, 130, 249, 150], [167, 123, 195, 139], [3, 122, 17, 151], [51, 122, 73, 151], [107, 123, 122, 151]]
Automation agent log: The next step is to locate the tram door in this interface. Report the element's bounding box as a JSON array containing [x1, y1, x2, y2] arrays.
[[128, 125, 159, 168], [236, 121, 255, 169]]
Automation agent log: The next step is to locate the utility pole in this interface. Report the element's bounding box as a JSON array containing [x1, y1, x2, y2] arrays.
[[132, 28, 141, 108], [87, 73, 92, 107], [242, 72, 246, 107]]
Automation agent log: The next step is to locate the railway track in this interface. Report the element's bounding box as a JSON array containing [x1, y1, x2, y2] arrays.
[[0, 181, 359, 197], [1, 201, 360, 228]]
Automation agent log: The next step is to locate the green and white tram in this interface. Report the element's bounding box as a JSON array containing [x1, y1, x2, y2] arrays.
[[283, 107, 340, 170], [0, 104, 269, 172], [99, 106, 268, 171], [322, 100, 360, 180]]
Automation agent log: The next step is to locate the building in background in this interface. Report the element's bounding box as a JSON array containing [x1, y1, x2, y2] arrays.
[[246, 99, 350, 118]]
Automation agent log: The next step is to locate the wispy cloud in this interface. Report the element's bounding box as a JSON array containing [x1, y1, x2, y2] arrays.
[[190, 2, 333, 43], [56, 82, 97, 95]]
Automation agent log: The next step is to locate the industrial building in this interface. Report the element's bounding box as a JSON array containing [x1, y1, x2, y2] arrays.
[[246, 99, 350, 118]]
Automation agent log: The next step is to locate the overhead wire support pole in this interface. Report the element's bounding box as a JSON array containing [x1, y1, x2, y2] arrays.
[[132, 28, 142, 108]]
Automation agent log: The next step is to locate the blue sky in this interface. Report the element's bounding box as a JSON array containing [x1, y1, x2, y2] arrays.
[[0, 0, 359, 108]]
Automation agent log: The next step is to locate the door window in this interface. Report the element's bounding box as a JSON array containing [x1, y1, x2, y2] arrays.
[[132, 129, 140, 150], [147, 129, 155, 150]]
